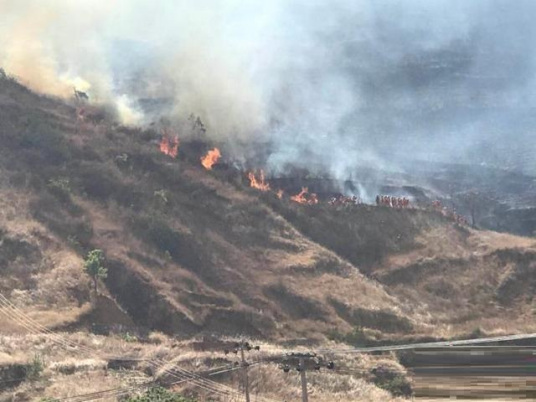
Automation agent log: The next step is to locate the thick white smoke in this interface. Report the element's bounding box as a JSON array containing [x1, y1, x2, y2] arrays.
[[1, 0, 536, 176]]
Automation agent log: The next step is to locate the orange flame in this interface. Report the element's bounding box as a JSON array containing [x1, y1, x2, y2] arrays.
[[291, 187, 309, 204], [290, 187, 318, 205], [276, 189, 284, 199], [201, 148, 221, 170], [247, 170, 270, 192], [159, 136, 179, 158]]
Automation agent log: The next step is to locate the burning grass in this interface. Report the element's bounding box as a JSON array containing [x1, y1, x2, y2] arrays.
[[290, 186, 319, 205], [200, 148, 221, 170], [0, 76, 535, 372], [247, 170, 270, 191], [159, 133, 179, 158]]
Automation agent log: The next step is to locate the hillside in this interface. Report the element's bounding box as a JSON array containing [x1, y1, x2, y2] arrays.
[[0, 75, 410, 341], [0, 73, 535, 345], [266, 199, 536, 336]]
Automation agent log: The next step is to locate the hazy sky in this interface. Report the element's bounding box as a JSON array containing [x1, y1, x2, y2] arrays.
[[1, 0, 535, 176]]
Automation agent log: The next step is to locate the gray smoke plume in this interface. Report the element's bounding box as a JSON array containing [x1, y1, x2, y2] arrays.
[[2, 0, 536, 177]]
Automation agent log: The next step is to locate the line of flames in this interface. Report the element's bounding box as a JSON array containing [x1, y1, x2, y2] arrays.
[[246, 172, 317, 204], [159, 140, 317, 206]]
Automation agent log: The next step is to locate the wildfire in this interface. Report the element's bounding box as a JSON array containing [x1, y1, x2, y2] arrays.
[[276, 189, 284, 199], [290, 187, 319, 205], [201, 148, 221, 170], [159, 135, 179, 158], [247, 170, 270, 192]]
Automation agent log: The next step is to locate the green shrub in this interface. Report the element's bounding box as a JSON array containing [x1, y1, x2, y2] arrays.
[[25, 354, 44, 380], [466, 327, 486, 339], [371, 365, 412, 397], [48, 178, 71, 202], [126, 387, 197, 402], [328, 326, 371, 347], [122, 332, 138, 343]]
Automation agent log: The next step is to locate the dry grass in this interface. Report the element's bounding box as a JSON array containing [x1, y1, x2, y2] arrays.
[[371, 225, 536, 337], [0, 332, 409, 401], [1, 71, 536, 400], [2, 71, 533, 344]]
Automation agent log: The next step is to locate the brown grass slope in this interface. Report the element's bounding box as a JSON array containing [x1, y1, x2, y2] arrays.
[[0, 76, 413, 340], [0, 75, 535, 342], [267, 197, 536, 336]]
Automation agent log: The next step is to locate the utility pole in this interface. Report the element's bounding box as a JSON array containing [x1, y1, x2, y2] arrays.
[[224, 341, 260, 402], [279, 352, 335, 402], [240, 345, 250, 402], [299, 357, 308, 402]]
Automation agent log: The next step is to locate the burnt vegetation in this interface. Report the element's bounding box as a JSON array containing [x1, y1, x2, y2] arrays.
[[0, 72, 535, 347], [266, 196, 435, 270]]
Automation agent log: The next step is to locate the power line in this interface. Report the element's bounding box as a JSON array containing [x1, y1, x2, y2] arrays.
[[0, 293, 280, 401], [57, 365, 260, 402], [315, 332, 536, 355], [0, 294, 226, 394], [0, 294, 245, 400]]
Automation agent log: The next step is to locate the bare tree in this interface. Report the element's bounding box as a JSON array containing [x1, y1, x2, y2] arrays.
[[454, 190, 495, 228]]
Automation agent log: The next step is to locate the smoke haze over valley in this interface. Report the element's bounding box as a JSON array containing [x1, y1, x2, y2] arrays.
[[2, 0, 536, 178], [3, 2, 536, 400]]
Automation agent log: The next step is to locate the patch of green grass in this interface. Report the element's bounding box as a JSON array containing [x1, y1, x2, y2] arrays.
[[370, 365, 413, 397], [327, 326, 372, 347], [25, 353, 45, 381], [126, 387, 197, 402], [48, 177, 72, 203], [122, 332, 138, 343]]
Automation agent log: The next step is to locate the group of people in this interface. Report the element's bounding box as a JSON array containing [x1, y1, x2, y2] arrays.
[[328, 195, 362, 206], [431, 200, 469, 225], [376, 195, 410, 208]]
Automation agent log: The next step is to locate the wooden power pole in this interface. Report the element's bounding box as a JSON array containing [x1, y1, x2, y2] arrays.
[[224, 341, 261, 402], [279, 352, 335, 402], [299, 357, 308, 402], [240, 346, 251, 402]]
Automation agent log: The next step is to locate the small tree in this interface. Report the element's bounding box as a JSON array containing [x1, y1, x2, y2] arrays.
[[26, 353, 44, 381], [455, 190, 495, 228], [84, 249, 108, 293]]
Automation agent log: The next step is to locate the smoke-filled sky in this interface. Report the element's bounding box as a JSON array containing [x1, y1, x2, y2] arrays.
[[1, 0, 536, 177]]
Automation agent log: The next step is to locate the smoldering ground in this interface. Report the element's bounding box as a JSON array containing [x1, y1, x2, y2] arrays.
[[1, 0, 536, 177]]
